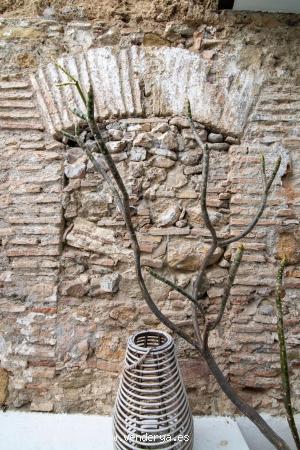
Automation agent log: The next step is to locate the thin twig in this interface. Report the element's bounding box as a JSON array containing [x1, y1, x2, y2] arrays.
[[55, 82, 76, 87], [54, 61, 87, 105], [261, 153, 267, 187], [210, 244, 244, 331], [203, 244, 244, 348], [61, 129, 78, 142], [186, 99, 205, 151], [201, 145, 218, 245], [69, 106, 87, 121], [218, 156, 281, 247], [84, 146, 124, 213], [193, 145, 218, 300]]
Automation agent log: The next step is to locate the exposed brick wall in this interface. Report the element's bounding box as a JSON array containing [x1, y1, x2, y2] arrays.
[[0, 10, 299, 415]]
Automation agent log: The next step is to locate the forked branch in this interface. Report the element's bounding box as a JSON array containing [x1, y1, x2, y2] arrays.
[[55, 67, 290, 450], [218, 154, 281, 247], [145, 267, 205, 315]]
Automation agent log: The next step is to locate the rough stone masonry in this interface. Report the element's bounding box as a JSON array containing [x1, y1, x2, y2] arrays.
[[0, 1, 299, 416]]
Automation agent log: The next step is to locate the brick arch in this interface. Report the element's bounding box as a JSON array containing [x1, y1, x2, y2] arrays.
[[30, 46, 263, 137]]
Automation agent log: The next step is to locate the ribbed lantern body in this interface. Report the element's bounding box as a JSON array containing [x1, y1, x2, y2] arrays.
[[113, 330, 194, 450]]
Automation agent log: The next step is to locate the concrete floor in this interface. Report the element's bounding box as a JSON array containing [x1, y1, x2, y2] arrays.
[[0, 411, 299, 449]]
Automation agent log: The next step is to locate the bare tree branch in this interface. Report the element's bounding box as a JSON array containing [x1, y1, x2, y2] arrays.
[[218, 156, 281, 247], [203, 244, 244, 348], [84, 145, 124, 213], [61, 129, 124, 213], [261, 153, 267, 187], [68, 106, 87, 121], [61, 129, 78, 142], [201, 145, 218, 244], [145, 267, 205, 315], [186, 99, 205, 151], [193, 145, 218, 301], [186, 103, 289, 450], [202, 346, 290, 450]]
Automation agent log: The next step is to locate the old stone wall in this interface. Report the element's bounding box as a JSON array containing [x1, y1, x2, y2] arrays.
[[0, 3, 299, 415]]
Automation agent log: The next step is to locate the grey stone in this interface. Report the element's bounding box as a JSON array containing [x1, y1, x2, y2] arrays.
[[122, 131, 136, 142], [169, 116, 190, 128], [84, 139, 96, 150], [64, 160, 86, 179], [111, 152, 128, 162], [157, 205, 181, 227], [66, 147, 86, 164], [151, 156, 176, 168], [106, 141, 126, 154], [177, 134, 186, 152], [176, 219, 188, 228], [130, 147, 147, 162], [127, 123, 151, 132], [183, 165, 202, 175], [259, 304, 274, 316], [207, 142, 230, 151], [86, 154, 109, 172], [152, 123, 170, 133], [108, 129, 123, 140], [208, 133, 224, 143], [133, 132, 153, 149], [182, 128, 207, 142], [219, 258, 230, 268], [179, 149, 202, 166], [100, 273, 121, 293], [165, 22, 195, 39], [158, 131, 178, 150], [145, 167, 167, 182], [98, 28, 121, 45], [43, 7, 56, 19], [149, 147, 177, 160], [225, 136, 240, 145], [130, 163, 144, 178]]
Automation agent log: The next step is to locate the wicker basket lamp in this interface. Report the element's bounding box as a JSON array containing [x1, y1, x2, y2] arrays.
[[113, 330, 194, 449]]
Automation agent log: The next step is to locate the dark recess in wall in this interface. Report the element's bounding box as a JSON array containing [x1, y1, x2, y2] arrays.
[[218, 0, 234, 9]]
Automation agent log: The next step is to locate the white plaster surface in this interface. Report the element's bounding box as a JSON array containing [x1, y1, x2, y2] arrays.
[[0, 412, 299, 449], [234, 0, 300, 14]]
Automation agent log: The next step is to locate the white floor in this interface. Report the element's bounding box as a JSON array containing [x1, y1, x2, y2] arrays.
[[0, 411, 299, 449], [237, 414, 300, 450]]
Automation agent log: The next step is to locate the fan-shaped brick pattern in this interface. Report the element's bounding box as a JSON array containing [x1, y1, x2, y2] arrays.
[[31, 47, 263, 137]]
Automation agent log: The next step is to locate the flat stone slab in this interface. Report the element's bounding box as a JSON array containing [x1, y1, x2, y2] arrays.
[[0, 412, 249, 450]]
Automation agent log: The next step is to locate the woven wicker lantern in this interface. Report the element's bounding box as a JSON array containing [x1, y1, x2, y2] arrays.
[[113, 330, 194, 450]]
